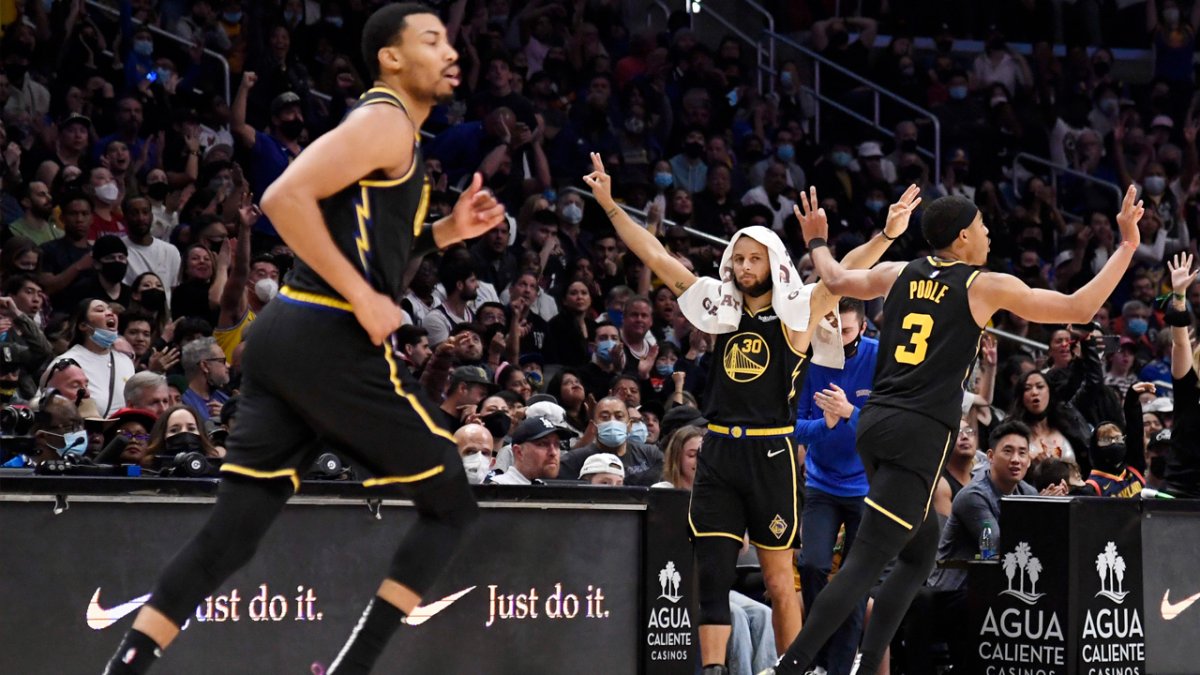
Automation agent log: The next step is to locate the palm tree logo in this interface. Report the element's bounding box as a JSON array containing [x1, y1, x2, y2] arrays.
[[658, 561, 682, 603], [1000, 542, 1046, 605], [1095, 541, 1130, 603]]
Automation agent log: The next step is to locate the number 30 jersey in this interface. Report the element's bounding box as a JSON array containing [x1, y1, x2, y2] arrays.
[[868, 257, 985, 429], [702, 306, 808, 428]]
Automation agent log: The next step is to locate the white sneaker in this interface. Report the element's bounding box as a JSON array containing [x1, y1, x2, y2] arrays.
[[848, 652, 862, 675]]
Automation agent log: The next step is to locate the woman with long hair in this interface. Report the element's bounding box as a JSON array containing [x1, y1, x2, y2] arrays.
[[144, 403, 223, 460], [546, 368, 589, 431], [545, 280, 596, 367], [50, 298, 138, 417], [1008, 369, 1091, 473], [658, 424, 704, 491], [129, 271, 172, 331], [171, 243, 218, 324]]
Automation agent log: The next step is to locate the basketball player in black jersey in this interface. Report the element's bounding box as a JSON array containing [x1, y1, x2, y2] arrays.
[[762, 185, 1144, 675], [585, 154, 921, 674], [103, 6, 504, 674]]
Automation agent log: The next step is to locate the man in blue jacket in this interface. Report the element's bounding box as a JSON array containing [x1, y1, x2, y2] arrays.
[[794, 297, 876, 675]]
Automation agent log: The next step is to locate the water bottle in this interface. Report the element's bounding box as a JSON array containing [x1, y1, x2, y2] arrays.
[[979, 520, 996, 560]]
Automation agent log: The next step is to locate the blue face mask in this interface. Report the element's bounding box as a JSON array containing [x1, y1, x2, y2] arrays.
[[656, 362, 674, 376], [629, 421, 648, 444], [831, 151, 852, 168], [949, 85, 969, 101], [133, 39, 154, 56], [597, 420, 628, 447], [780, 71, 794, 87], [222, 11, 242, 23], [284, 9, 299, 23], [776, 144, 795, 163], [596, 339, 618, 363], [54, 430, 89, 457], [155, 67, 172, 83], [91, 327, 120, 349], [325, 15, 343, 27], [1127, 318, 1149, 337], [654, 172, 674, 189], [865, 198, 887, 213]]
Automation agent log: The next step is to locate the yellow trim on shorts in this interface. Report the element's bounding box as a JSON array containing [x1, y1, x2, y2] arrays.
[[923, 429, 955, 519], [278, 286, 354, 312], [363, 465, 446, 487], [865, 497, 913, 530], [381, 345, 456, 443], [751, 438, 799, 550], [221, 464, 301, 493], [706, 424, 795, 438]]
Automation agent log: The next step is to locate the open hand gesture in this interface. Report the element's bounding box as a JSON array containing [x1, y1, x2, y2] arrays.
[[450, 172, 506, 241], [793, 186, 829, 245], [1169, 252, 1197, 293], [1116, 184, 1144, 247], [885, 184, 921, 239]]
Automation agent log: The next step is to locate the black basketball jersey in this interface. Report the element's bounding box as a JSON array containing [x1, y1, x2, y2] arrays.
[[702, 306, 808, 427], [868, 257, 985, 429], [286, 87, 431, 303]]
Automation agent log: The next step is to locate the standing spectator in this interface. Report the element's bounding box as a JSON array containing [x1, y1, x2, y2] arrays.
[[741, 160, 797, 232], [1009, 369, 1090, 472], [57, 235, 132, 311], [84, 166, 126, 240], [180, 336, 230, 422], [793, 299, 877, 675], [545, 280, 596, 367], [1147, 0, 1200, 84], [124, 371, 172, 417], [50, 299, 137, 417], [121, 195, 180, 292], [670, 128, 709, 193], [619, 295, 656, 376], [231, 73, 305, 247]]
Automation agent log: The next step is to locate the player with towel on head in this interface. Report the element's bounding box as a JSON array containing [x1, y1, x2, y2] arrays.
[[763, 185, 1144, 675], [584, 152, 921, 675]]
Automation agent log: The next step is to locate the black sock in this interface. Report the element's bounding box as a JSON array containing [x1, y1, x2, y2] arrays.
[[102, 629, 162, 675], [328, 597, 406, 674]]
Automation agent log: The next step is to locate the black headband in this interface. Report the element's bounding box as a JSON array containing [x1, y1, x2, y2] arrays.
[[922, 195, 980, 250]]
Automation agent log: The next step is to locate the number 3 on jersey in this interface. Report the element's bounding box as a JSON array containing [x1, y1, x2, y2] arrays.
[[894, 313, 934, 365]]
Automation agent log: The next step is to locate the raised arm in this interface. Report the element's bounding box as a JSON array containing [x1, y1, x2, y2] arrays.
[[584, 152, 697, 295], [231, 72, 258, 149], [975, 185, 1143, 324], [794, 186, 907, 301], [1168, 252, 1197, 379]]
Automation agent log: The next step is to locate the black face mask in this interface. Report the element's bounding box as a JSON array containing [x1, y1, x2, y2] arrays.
[[139, 288, 166, 311], [482, 410, 512, 440], [278, 118, 305, 140], [146, 182, 170, 201], [1091, 442, 1126, 471], [684, 141, 704, 159], [1150, 455, 1167, 477], [100, 261, 128, 284], [844, 334, 862, 360], [165, 431, 203, 454]]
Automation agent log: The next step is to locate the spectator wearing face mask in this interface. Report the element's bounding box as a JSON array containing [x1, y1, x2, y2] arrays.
[[84, 166, 126, 240], [231, 73, 305, 248], [145, 403, 223, 461], [2, 392, 86, 467], [57, 235, 133, 317], [49, 299, 137, 417], [670, 128, 709, 194], [561, 396, 663, 486], [456, 422, 496, 485]]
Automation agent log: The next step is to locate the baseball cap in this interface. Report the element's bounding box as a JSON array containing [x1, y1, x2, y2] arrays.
[[526, 393, 558, 406], [858, 141, 884, 158], [524, 401, 580, 434], [449, 365, 492, 389], [1149, 428, 1172, 448], [102, 407, 158, 439], [59, 112, 92, 130], [579, 452, 625, 479], [511, 415, 578, 444], [271, 91, 302, 116], [1151, 115, 1175, 130], [1144, 397, 1174, 414]]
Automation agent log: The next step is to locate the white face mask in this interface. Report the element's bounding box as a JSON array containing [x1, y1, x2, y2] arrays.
[[254, 277, 279, 303], [95, 181, 120, 203], [462, 452, 491, 484]]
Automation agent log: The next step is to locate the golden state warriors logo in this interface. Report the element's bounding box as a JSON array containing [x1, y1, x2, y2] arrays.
[[723, 332, 770, 382]]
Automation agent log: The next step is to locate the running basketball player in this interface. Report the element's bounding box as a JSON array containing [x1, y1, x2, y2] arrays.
[[103, 6, 503, 674], [762, 185, 1144, 675], [585, 154, 921, 675]]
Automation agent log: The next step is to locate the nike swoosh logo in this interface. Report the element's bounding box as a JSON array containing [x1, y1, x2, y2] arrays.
[[1162, 589, 1200, 620], [767, 448, 787, 458], [402, 586, 476, 626], [87, 588, 152, 630]]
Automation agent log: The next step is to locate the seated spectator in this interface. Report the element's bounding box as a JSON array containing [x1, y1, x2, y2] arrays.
[[425, 256, 479, 346], [741, 159, 797, 231], [495, 362, 532, 403], [8, 181, 61, 245], [395, 325, 432, 374], [578, 323, 624, 399], [487, 415, 577, 485], [123, 371, 171, 416], [103, 407, 158, 467], [456, 423, 495, 485], [145, 403, 223, 460], [49, 299, 136, 417], [561, 396, 663, 485], [579, 452, 625, 486], [436, 366, 492, 433], [128, 272, 171, 332], [2, 391, 84, 467], [180, 336, 230, 422], [119, 310, 158, 368], [1084, 421, 1147, 497]]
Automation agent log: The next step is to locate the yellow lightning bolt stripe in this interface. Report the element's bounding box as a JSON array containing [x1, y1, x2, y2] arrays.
[[354, 185, 372, 274]]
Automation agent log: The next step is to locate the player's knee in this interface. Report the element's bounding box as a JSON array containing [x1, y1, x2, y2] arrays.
[[762, 565, 797, 598]]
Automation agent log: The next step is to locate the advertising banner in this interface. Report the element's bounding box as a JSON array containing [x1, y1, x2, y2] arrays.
[[0, 489, 691, 674], [1142, 506, 1200, 675], [1070, 498, 1144, 675]]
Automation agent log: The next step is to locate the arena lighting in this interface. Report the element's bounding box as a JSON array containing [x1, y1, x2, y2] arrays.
[[689, 0, 701, 14]]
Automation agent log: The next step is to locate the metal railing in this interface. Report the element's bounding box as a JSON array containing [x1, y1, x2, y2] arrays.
[[687, 1, 771, 93], [985, 326, 1048, 353], [85, 0, 231, 103], [648, 0, 671, 27], [1011, 152, 1124, 217], [562, 187, 731, 247], [765, 30, 943, 182]]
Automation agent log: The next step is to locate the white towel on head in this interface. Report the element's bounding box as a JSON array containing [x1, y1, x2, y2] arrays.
[[677, 226, 845, 368]]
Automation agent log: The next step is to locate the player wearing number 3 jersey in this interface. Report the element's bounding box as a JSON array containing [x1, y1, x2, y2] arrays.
[[763, 187, 1146, 675]]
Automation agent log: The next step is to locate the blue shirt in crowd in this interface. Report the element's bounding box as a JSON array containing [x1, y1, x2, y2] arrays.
[[794, 336, 878, 498], [249, 131, 298, 238]]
